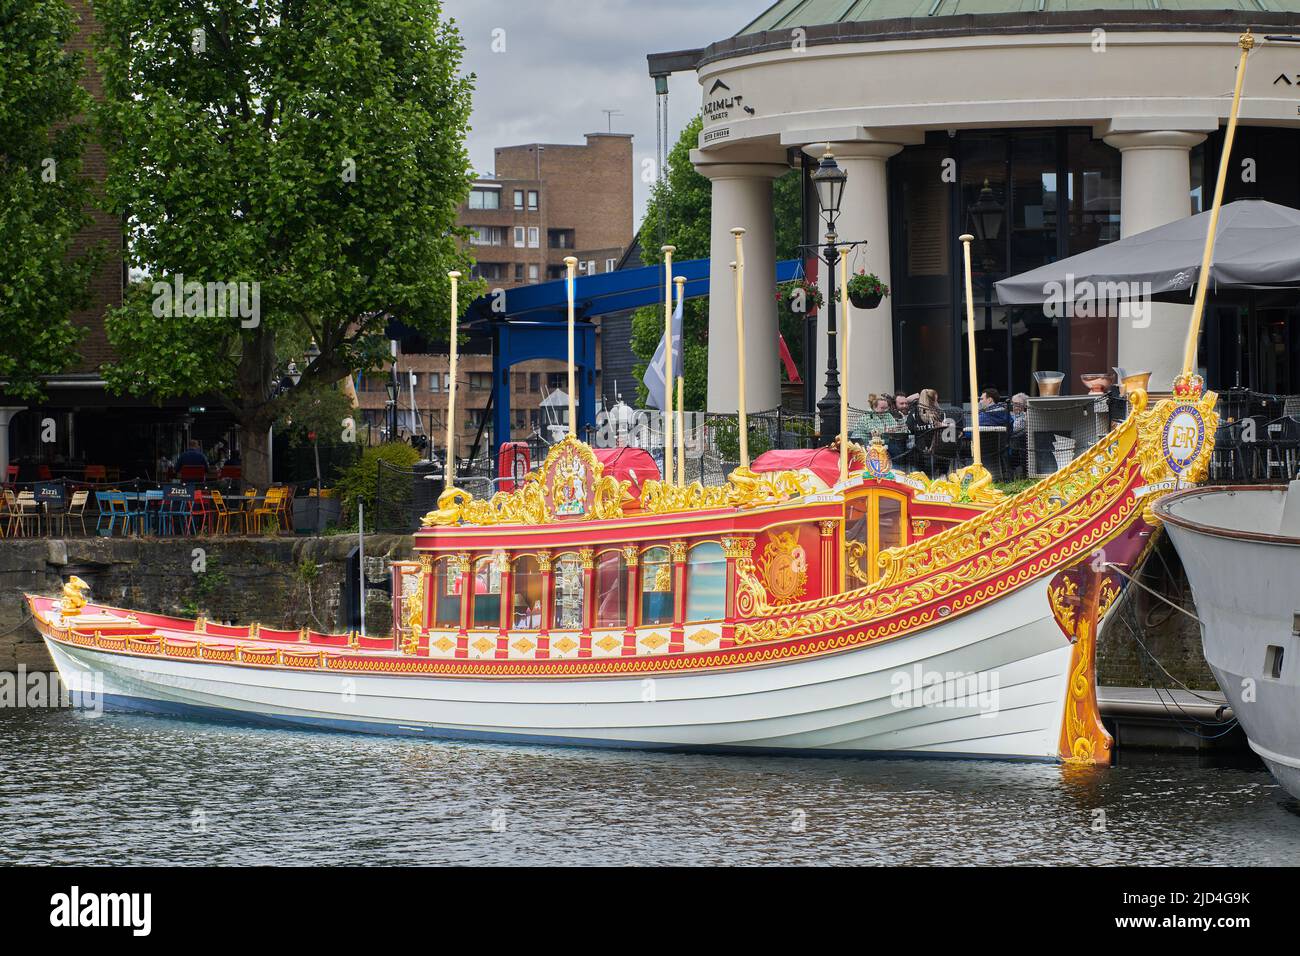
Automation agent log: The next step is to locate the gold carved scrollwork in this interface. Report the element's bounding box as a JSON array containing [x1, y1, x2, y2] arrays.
[[732, 394, 1201, 645], [420, 436, 630, 527], [818, 520, 839, 538], [640, 466, 815, 516], [536, 550, 553, 572], [669, 540, 687, 563], [622, 545, 639, 568]]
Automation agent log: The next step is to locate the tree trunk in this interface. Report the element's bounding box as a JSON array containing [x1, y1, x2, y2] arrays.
[[235, 324, 278, 488], [241, 420, 273, 488]]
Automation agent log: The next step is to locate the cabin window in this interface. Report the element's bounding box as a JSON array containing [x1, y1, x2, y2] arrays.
[[553, 553, 585, 629], [878, 497, 904, 551], [594, 550, 628, 628], [641, 547, 674, 626], [512, 555, 543, 629], [472, 555, 502, 629], [685, 542, 726, 621], [432, 557, 461, 627]]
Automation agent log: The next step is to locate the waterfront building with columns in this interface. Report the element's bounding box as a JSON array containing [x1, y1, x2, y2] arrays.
[[650, 3, 1300, 416]]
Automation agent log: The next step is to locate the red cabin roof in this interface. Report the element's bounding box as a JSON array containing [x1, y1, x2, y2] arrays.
[[752, 447, 862, 489], [594, 446, 660, 506]]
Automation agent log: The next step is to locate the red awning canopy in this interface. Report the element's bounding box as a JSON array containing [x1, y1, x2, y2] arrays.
[[752, 447, 859, 489], [594, 447, 660, 505]]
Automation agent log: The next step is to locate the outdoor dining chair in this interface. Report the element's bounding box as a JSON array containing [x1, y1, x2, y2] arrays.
[[14, 491, 42, 536], [249, 487, 284, 535], [209, 489, 246, 535], [105, 491, 145, 536], [61, 490, 90, 536]]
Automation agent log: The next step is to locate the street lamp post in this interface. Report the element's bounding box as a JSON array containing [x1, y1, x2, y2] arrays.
[[811, 151, 847, 444]]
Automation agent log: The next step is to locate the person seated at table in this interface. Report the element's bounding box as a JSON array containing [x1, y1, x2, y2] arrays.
[[177, 440, 209, 472], [978, 388, 1012, 428], [908, 389, 944, 432], [1010, 393, 1029, 434], [850, 395, 898, 443]]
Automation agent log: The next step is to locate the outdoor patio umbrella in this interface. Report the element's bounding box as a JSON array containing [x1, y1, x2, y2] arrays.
[[995, 199, 1300, 306]]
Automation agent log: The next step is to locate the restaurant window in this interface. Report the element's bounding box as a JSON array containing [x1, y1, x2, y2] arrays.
[[432, 557, 461, 627], [472, 556, 502, 629], [685, 542, 726, 621], [640, 547, 674, 626], [512, 555, 543, 628], [553, 553, 585, 630], [594, 550, 628, 628]]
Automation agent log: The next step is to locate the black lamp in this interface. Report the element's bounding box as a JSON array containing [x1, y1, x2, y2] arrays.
[[811, 151, 847, 232], [969, 179, 1004, 245]]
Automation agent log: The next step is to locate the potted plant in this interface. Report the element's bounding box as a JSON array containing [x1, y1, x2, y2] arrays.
[[838, 270, 890, 309], [774, 277, 823, 316]]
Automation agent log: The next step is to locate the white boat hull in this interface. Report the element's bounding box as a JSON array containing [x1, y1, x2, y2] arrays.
[[44, 580, 1073, 760], [1161, 484, 1300, 799]]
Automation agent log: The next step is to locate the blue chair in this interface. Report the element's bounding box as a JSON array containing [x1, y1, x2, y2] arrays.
[[142, 490, 164, 535], [94, 492, 114, 536]]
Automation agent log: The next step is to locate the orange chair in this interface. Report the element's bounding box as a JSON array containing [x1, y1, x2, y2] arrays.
[[209, 489, 246, 535]]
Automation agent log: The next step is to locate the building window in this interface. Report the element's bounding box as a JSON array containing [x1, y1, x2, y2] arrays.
[[606, 258, 617, 273], [514, 263, 524, 281], [512, 556, 542, 628], [528, 190, 539, 210], [547, 372, 565, 391], [472, 556, 502, 629], [685, 542, 726, 621], [594, 550, 628, 628], [513, 189, 525, 211], [513, 226, 526, 248], [428, 372, 442, 393], [528, 264, 539, 283], [529, 373, 540, 392], [548, 229, 575, 249], [471, 261, 506, 280], [585, 259, 595, 275], [553, 553, 585, 630], [640, 547, 674, 626], [469, 372, 492, 390], [468, 188, 500, 210], [546, 265, 565, 280], [527, 226, 540, 249], [469, 226, 504, 246]]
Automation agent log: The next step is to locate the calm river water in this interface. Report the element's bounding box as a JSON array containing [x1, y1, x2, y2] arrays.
[[3, 707, 1298, 866]]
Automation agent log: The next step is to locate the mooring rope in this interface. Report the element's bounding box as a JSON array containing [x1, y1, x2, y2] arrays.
[[1104, 561, 1203, 625]]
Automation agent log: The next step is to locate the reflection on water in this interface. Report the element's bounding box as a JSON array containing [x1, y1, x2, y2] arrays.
[[2, 708, 1298, 866]]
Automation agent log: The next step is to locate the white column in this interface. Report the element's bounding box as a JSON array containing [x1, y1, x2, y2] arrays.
[[1103, 130, 1205, 390], [0, 407, 23, 480], [806, 142, 902, 408], [692, 152, 789, 414]]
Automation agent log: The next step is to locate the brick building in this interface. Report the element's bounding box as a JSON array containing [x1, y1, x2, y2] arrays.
[[354, 134, 635, 459]]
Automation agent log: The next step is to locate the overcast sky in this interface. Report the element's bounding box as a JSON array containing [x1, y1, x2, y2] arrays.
[[442, 0, 764, 225]]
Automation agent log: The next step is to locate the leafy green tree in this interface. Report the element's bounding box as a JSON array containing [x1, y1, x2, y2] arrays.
[[632, 114, 802, 409], [95, 0, 481, 486], [0, 0, 101, 398]]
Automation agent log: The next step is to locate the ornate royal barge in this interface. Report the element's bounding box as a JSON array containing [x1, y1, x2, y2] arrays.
[[28, 382, 1216, 763]]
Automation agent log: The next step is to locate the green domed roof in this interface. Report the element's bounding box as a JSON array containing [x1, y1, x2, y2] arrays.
[[739, 0, 1300, 36]]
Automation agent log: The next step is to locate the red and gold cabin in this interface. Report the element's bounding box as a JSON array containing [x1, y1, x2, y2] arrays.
[[399, 435, 1000, 662]]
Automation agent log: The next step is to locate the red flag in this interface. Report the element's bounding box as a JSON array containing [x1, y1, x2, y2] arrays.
[[778, 333, 801, 385]]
